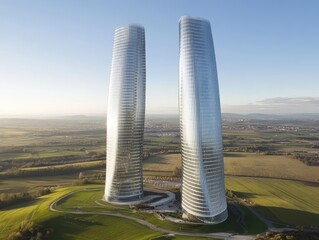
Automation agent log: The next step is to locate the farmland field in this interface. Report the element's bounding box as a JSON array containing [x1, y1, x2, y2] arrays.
[[144, 153, 319, 182], [0, 174, 77, 193], [0, 117, 106, 169], [144, 154, 181, 172], [1, 116, 319, 239], [224, 152, 319, 182], [225, 177, 319, 228]]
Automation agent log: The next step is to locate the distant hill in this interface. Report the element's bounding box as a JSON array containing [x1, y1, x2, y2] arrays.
[[222, 113, 319, 120], [1, 113, 319, 121]]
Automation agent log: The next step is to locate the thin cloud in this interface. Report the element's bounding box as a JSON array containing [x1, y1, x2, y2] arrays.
[[222, 97, 319, 114], [257, 97, 319, 106]]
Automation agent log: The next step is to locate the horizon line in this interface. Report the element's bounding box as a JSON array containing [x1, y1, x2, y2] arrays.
[[1, 112, 319, 119]]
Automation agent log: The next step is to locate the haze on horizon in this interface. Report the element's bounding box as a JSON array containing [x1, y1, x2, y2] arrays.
[[1, 0, 319, 117]]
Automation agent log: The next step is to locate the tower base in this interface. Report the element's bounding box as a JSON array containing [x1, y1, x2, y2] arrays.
[[104, 194, 144, 205], [182, 208, 228, 224]]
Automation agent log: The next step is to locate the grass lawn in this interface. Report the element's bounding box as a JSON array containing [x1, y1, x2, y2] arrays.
[[0, 184, 261, 239], [151, 237, 220, 240], [54, 187, 266, 235], [0, 187, 73, 238], [44, 214, 161, 240], [0, 185, 163, 240], [1, 176, 318, 239], [225, 177, 319, 228], [0, 185, 220, 240]]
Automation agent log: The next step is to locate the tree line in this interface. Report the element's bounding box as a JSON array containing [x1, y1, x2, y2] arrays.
[[8, 220, 53, 240], [0, 188, 52, 209], [0, 161, 105, 179], [0, 154, 105, 172], [294, 153, 319, 166]]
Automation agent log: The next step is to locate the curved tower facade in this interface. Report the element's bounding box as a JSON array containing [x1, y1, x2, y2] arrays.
[[104, 25, 146, 203], [179, 16, 227, 223]]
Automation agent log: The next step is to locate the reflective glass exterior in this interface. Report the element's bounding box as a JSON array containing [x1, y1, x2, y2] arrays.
[[104, 25, 145, 203], [179, 17, 227, 223]]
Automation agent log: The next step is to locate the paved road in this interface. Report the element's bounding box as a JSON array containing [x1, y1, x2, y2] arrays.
[[49, 189, 255, 240], [49, 188, 319, 239]]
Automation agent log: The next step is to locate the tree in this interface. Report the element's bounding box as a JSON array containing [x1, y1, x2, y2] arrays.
[[173, 167, 182, 177]]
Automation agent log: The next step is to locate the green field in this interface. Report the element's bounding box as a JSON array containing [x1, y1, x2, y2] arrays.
[[54, 188, 261, 234], [1, 117, 319, 239], [0, 186, 162, 240], [0, 185, 219, 240], [0, 187, 73, 238], [2, 176, 317, 239], [225, 177, 319, 228]]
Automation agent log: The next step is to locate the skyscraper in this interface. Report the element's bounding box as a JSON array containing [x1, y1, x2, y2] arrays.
[[104, 25, 146, 203], [179, 16, 228, 223]]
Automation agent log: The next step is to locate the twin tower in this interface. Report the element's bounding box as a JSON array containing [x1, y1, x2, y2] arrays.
[[104, 16, 228, 223]]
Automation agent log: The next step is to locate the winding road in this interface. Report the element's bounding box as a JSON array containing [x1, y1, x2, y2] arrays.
[[49, 188, 319, 239], [49, 189, 255, 240]]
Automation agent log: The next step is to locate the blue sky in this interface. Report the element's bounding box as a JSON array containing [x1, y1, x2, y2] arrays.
[[0, 0, 319, 116]]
